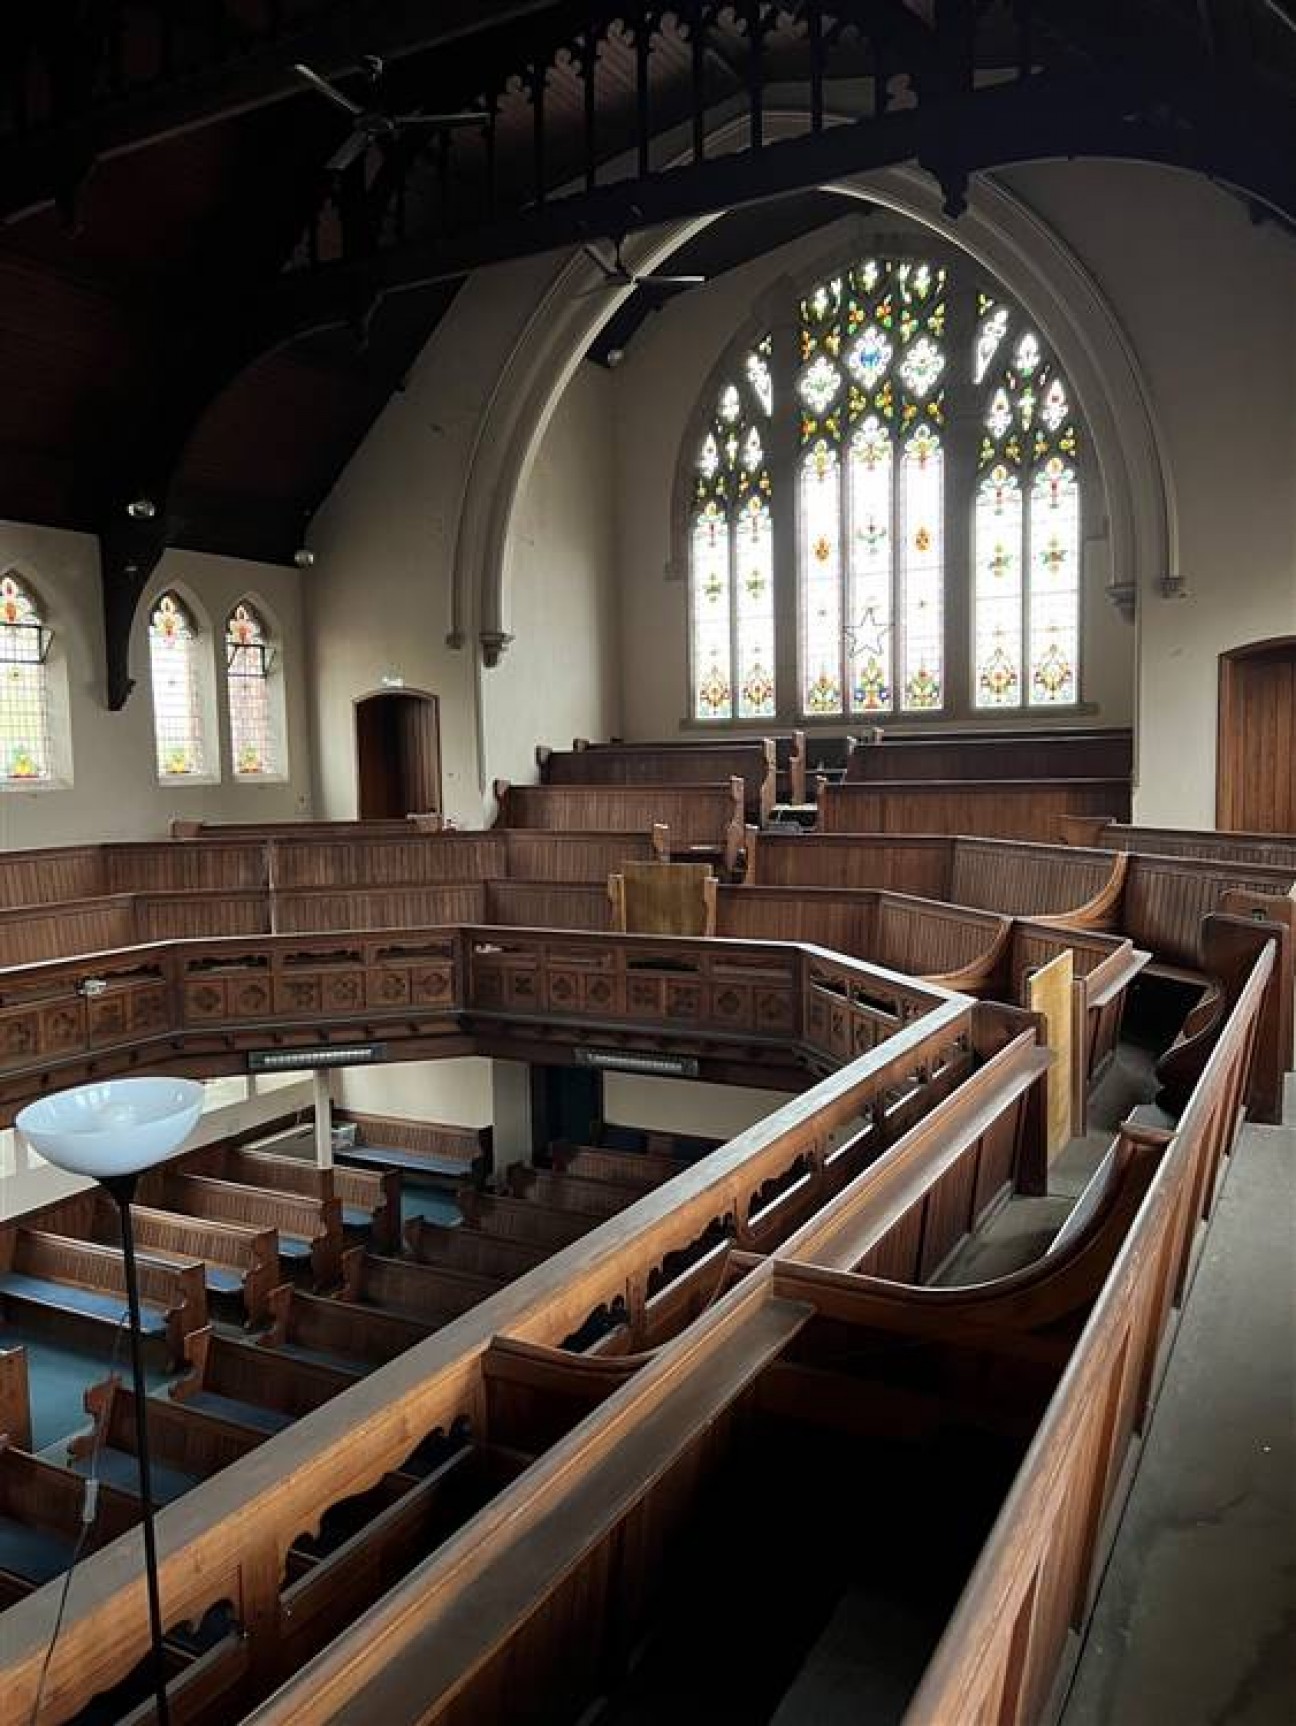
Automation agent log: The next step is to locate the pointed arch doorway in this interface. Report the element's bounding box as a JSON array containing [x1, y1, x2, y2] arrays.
[[354, 690, 442, 818], [1218, 639, 1296, 832]]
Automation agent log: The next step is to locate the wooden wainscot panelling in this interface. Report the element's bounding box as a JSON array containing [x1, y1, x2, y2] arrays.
[[0, 845, 105, 910]]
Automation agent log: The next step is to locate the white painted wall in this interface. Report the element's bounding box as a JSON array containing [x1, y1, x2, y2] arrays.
[[994, 164, 1296, 824], [305, 257, 622, 824], [481, 364, 622, 786], [603, 1073, 797, 1141], [0, 521, 312, 846], [337, 1057, 494, 1129]]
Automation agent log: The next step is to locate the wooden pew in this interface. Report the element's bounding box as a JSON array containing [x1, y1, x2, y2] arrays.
[[68, 1378, 267, 1500], [845, 728, 1132, 783], [172, 1327, 358, 1430], [817, 776, 1133, 840], [114, 1633, 253, 1726], [0, 1445, 140, 1603], [144, 1173, 343, 1291], [0, 843, 105, 909], [902, 942, 1273, 1725], [506, 1165, 646, 1221], [485, 879, 610, 931], [331, 1113, 491, 1185], [231, 959, 1270, 1726], [0, 1229, 208, 1369], [96, 1204, 279, 1328], [273, 882, 485, 936], [0, 1347, 31, 1448], [538, 737, 777, 825], [0, 989, 1004, 1717], [259, 1286, 432, 1368], [455, 1189, 599, 1253], [548, 1142, 687, 1191], [1060, 813, 1296, 869], [492, 779, 746, 874], [188, 1146, 402, 1255], [745, 828, 956, 894], [338, 1249, 505, 1328], [403, 1216, 551, 1280], [0, 895, 138, 967]]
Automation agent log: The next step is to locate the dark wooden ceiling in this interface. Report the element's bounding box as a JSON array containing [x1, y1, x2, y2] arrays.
[[0, 2, 1291, 706]]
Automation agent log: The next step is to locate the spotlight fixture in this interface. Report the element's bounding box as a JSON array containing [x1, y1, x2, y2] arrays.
[[127, 498, 157, 520], [294, 547, 316, 568]]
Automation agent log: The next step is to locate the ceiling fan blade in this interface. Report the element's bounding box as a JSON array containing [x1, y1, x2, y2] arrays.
[[326, 130, 371, 174], [293, 62, 365, 117], [393, 111, 490, 129]]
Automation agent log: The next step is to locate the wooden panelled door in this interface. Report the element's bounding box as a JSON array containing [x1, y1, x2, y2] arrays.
[[355, 691, 442, 818], [1217, 639, 1296, 832]]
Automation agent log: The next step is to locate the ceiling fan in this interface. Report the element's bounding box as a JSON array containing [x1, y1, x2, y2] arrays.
[[578, 237, 707, 296], [293, 55, 488, 175]]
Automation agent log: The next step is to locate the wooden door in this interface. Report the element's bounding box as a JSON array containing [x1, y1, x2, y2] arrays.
[[1218, 639, 1296, 833], [355, 692, 442, 818]]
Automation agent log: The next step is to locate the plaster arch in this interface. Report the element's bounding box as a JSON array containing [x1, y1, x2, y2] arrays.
[[448, 111, 1178, 768]]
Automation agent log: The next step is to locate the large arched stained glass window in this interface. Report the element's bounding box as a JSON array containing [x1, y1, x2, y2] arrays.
[[226, 601, 280, 776], [0, 572, 53, 782], [149, 592, 208, 779], [685, 253, 1086, 722], [689, 338, 776, 720]]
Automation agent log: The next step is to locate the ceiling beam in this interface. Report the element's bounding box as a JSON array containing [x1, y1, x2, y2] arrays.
[[258, 64, 1296, 346], [0, 0, 565, 224]]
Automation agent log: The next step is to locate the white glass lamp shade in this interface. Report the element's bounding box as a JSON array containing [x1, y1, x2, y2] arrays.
[[16, 1077, 205, 1180]]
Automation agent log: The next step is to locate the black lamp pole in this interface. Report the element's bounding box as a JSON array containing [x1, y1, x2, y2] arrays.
[[104, 1173, 171, 1726]]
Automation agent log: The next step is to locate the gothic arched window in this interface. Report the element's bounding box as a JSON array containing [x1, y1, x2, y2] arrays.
[[225, 600, 280, 777], [0, 572, 53, 782], [148, 592, 209, 779], [686, 253, 1086, 723]]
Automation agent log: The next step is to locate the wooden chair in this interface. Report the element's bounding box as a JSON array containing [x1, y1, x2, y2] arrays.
[[608, 861, 717, 937]]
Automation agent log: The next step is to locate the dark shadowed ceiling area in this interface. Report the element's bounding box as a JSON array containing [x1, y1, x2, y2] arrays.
[[0, 2, 1291, 706]]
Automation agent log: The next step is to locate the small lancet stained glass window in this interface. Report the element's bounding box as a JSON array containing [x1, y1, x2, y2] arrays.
[[689, 337, 775, 720], [796, 255, 948, 715], [149, 592, 208, 778], [226, 601, 280, 776], [973, 303, 1081, 709], [0, 572, 53, 782]]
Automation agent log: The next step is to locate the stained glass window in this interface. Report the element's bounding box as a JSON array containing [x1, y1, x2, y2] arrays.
[[0, 573, 53, 782], [226, 601, 280, 776], [795, 257, 948, 714], [973, 293, 1082, 708], [149, 592, 208, 779], [686, 257, 1085, 721], [689, 336, 775, 720]]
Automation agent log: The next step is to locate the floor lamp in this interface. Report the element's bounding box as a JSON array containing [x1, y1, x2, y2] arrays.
[[18, 1076, 205, 1726]]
